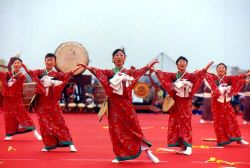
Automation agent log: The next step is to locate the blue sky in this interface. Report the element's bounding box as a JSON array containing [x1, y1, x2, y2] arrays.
[[0, 0, 250, 72]]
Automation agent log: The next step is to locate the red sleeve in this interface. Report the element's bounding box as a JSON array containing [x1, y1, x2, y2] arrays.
[[87, 67, 113, 92], [28, 70, 41, 83], [190, 69, 207, 96], [61, 72, 73, 83], [155, 70, 175, 97], [32, 69, 44, 77], [205, 74, 221, 98], [51, 71, 73, 82], [228, 74, 247, 96], [127, 65, 149, 80], [28, 70, 46, 95], [126, 65, 151, 88]]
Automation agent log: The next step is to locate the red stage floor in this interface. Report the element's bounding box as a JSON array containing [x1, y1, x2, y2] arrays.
[[0, 113, 250, 168]]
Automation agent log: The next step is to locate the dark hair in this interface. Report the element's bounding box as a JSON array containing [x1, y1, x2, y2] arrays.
[[176, 56, 188, 65], [11, 57, 23, 64], [216, 63, 227, 70], [45, 53, 56, 61], [112, 48, 126, 57]]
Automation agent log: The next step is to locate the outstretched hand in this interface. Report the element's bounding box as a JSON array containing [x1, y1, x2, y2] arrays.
[[204, 61, 214, 71], [0, 64, 7, 68], [76, 63, 88, 68], [76, 63, 92, 72], [72, 65, 83, 74]]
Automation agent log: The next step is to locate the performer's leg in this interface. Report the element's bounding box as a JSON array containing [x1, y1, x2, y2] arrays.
[[46, 107, 76, 152], [41, 148, 48, 152], [176, 142, 192, 155], [176, 113, 192, 155], [181, 147, 192, 155], [141, 142, 159, 163], [39, 127, 58, 151], [15, 108, 42, 140], [237, 139, 249, 145], [145, 149, 160, 163], [224, 105, 248, 145], [4, 112, 18, 140], [112, 159, 119, 163], [212, 110, 230, 146], [4, 136, 13, 140], [225, 106, 241, 137], [33, 130, 42, 140], [69, 144, 77, 152]]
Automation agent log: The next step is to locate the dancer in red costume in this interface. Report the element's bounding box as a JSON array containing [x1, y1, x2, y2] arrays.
[[205, 63, 250, 146], [29, 53, 80, 152], [154, 56, 213, 155], [78, 48, 159, 163], [0, 57, 42, 141]]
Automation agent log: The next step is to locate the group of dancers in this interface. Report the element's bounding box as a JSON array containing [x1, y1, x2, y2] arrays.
[[0, 54, 79, 152], [0, 49, 249, 164]]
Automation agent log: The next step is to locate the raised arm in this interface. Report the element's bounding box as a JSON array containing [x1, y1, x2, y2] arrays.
[[55, 65, 84, 82], [228, 71, 250, 96], [22, 64, 41, 83], [77, 64, 112, 90], [77, 63, 100, 76], [154, 69, 175, 98], [193, 61, 214, 77], [189, 61, 214, 95], [205, 73, 221, 98], [127, 58, 158, 85], [22, 64, 45, 95], [71, 65, 83, 75]]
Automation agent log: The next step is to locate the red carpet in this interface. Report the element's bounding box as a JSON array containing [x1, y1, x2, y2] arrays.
[[0, 113, 250, 168]]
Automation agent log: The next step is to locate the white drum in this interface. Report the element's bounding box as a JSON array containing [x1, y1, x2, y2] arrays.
[[55, 42, 89, 75]]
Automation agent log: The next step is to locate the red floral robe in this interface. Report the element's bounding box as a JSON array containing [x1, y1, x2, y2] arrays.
[[0, 71, 37, 136], [30, 69, 74, 150], [88, 65, 152, 161], [205, 74, 246, 146], [155, 69, 207, 148]]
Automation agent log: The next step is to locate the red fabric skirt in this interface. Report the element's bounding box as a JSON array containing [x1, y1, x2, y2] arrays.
[[3, 96, 35, 136]]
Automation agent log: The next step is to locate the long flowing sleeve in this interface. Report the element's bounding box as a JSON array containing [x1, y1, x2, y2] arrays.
[[1, 73, 26, 97], [86, 67, 113, 94], [190, 69, 207, 96], [126, 65, 151, 88], [27, 70, 46, 95], [228, 74, 247, 96], [205, 74, 221, 98], [155, 70, 175, 97], [54, 71, 73, 82]]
